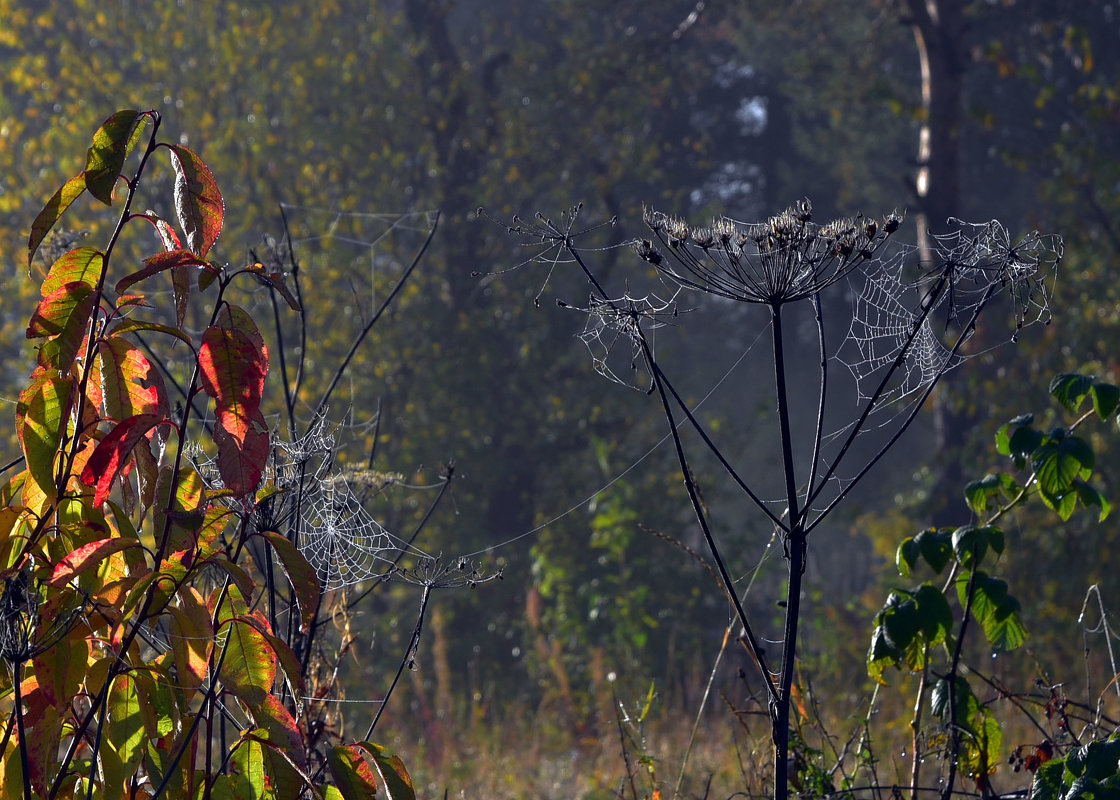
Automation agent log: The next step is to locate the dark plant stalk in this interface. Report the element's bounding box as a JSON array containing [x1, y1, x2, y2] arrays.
[[364, 583, 434, 741], [13, 659, 31, 800], [314, 212, 439, 418], [942, 549, 980, 800], [652, 362, 788, 530], [804, 294, 828, 509], [770, 303, 806, 800], [642, 335, 778, 706], [278, 204, 309, 407], [910, 642, 929, 800], [84, 676, 113, 800]]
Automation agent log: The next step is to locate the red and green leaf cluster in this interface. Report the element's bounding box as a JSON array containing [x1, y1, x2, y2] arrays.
[[1, 110, 413, 799]]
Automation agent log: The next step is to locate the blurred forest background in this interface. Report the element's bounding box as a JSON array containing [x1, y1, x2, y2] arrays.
[[0, 0, 1117, 795]]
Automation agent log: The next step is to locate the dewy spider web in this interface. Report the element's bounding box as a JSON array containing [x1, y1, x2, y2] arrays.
[[560, 288, 684, 391], [839, 218, 1061, 409]]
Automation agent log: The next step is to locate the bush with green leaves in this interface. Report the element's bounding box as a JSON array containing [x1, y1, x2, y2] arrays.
[[869, 372, 1119, 797]]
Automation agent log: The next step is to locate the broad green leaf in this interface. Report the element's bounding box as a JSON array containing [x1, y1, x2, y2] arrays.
[[327, 745, 379, 800], [952, 525, 1002, 567], [867, 623, 902, 684], [168, 144, 224, 257], [354, 742, 416, 800], [1031, 759, 1066, 800], [897, 528, 953, 577], [28, 174, 87, 268], [40, 247, 103, 297], [80, 414, 165, 506], [17, 369, 72, 502], [1091, 382, 1120, 421], [219, 617, 277, 707], [27, 282, 95, 369], [257, 529, 320, 632], [1007, 424, 1044, 468], [1034, 435, 1094, 495], [229, 735, 268, 800], [114, 248, 208, 295], [1067, 737, 1120, 781], [957, 571, 1026, 650], [48, 537, 139, 587], [85, 110, 146, 205], [103, 673, 147, 795], [930, 674, 980, 727], [961, 715, 1002, 782], [996, 413, 1033, 457], [1073, 478, 1111, 522], [965, 474, 1020, 515], [1050, 372, 1094, 413]]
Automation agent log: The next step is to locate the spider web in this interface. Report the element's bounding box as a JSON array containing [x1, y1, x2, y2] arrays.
[[560, 288, 684, 391], [839, 219, 1060, 409]]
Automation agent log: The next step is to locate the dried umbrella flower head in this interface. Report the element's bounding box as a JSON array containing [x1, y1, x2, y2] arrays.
[[635, 199, 903, 306]]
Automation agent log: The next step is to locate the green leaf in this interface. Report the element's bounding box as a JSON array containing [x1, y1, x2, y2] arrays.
[[957, 571, 1026, 650], [952, 525, 1002, 567], [867, 623, 902, 684], [103, 673, 147, 795], [1034, 435, 1094, 495], [897, 528, 952, 576], [219, 617, 278, 707], [28, 174, 87, 268], [1067, 738, 1120, 782], [40, 247, 103, 297], [85, 110, 146, 205], [27, 282, 95, 369], [996, 413, 1033, 456], [167, 144, 224, 257], [1073, 478, 1111, 522], [249, 697, 307, 769], [1050, 372, 1094, 413], [1091, 382, 1120, 420], [257, 529, 320, 632], [106, 318, 193, 347], [965, 474, 1020, 515], [17, 369, 72, 501], [1031, 759, 1066, 800]]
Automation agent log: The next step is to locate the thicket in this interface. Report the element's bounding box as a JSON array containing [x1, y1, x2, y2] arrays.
[[4, 108, 1119, 800]]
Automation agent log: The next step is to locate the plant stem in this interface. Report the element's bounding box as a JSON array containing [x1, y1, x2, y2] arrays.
[[771, 303, 804, 800]]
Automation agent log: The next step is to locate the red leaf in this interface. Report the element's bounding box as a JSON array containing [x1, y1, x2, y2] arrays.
[[96, 337, 169, 420], [114, 249, 207, 295], [168, 144, 223, 257], [80, 414, 166, 505], [49, 537, 139, 587], [28, 174, 87, 268], [250, 695, 307, 768], [328, 745, 380, 800], [213, 409, 269, 496], [199, 304, 269, 496]]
